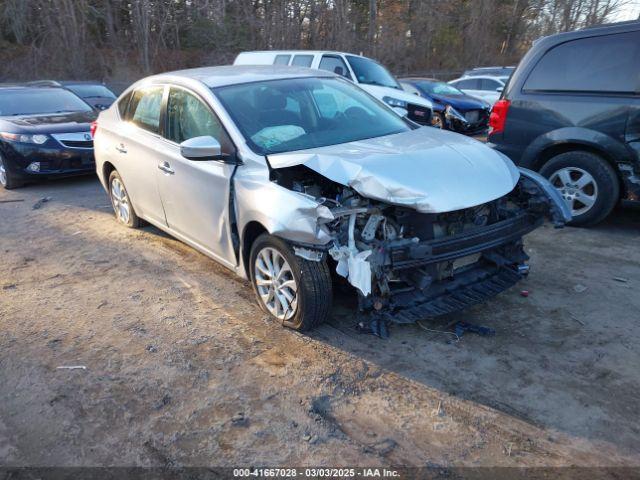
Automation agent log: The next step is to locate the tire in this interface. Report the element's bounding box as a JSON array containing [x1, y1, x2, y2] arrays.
[[249, 233, 332, 331], [539, 151, 619, 227], [108, 170, 142, 228], [431, 112, 445, 130], [0, 154, 23, 190]]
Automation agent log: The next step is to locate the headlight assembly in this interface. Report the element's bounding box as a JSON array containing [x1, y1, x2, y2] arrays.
[[0, 132, 49, 145], [382, 96, 408, 109], [445, 105, 467, 123]]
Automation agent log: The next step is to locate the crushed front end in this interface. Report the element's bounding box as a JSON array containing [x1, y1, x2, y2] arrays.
[[276, 165, 570, 326]]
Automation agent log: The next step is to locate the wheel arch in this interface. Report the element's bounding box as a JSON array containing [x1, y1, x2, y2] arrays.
[[102, 161, 116, 190], [522, 128, 629, 194], [241, 221, 268, 279]]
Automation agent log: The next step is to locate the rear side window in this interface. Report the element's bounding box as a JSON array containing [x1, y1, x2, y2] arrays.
[[273, 55, 291, 66], [291, 55, 314, 67], [524, 32, 640, 93], [127, 86, 164, 133], [117, 91, 132, 118], [318, 55, 351, 79], [480, 78, 502, 91], [453, 79, 480, 90]]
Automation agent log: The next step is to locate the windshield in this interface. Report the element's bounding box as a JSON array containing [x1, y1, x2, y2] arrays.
[[0, 88, 93, 116], [214, 77, 411, 155], [415, 81, 464, 96], [346, 56, 400, 89], [66, 84, 116, 99]]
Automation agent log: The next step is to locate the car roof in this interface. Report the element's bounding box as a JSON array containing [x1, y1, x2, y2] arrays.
[[0, 85, 64, 93], [453, 75, 505, 82], [239, 50, 366, 58], [148, 65, 336, 88], [534, 19, 640, 48], [400, 77, 442, 83], [60, 81, 107, 86]]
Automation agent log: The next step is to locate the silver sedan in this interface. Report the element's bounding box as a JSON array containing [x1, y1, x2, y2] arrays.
[[94, 66, 568, 333]]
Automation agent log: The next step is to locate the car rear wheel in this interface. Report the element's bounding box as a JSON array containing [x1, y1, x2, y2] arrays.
[[108, 170, 142, 228], [249, 234, 332, 331], [0, 154, 23, 190], [540, 151, 619, 226]]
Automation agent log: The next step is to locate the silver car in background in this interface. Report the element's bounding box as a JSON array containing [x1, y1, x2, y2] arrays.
[[93, 66, 569, 332]]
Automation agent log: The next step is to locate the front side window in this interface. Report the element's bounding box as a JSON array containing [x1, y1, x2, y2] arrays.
[[214, 77, 411, 155], [524, 32, 640, 93], [166, 88, 224, 144], [346, 55, 400, 89], [0, 88, 93, 116], [318, 56, 351, 79], [128, 86, 164, 133]]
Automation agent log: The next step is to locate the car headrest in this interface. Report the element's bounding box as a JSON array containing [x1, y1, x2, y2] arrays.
[[255, 89, 286, 110]]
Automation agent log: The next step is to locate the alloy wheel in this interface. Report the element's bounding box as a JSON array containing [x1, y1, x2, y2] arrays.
[[110, 177, 131, 224], [549, 167, 598, 217], [254, 247, 298, 321], [0, 156, 7, 187]]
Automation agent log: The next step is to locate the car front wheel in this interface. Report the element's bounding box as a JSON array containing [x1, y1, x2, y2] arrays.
[[540, 151, 619, 226], [0, 154, 23, 190], [249, 234, 332, 331], [108, 170, 142, 228]]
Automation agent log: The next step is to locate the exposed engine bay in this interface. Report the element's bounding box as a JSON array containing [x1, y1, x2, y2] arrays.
[[271, 164, 569, 324]]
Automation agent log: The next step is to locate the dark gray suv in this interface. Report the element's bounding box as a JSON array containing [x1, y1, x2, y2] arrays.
[[488, 21, 640, 226]]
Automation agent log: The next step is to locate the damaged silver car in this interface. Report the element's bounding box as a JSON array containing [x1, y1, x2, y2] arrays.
[[94, 66, 570, 332]]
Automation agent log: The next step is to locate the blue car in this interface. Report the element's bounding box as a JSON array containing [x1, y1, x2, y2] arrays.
[[400, 78, 491, 136]]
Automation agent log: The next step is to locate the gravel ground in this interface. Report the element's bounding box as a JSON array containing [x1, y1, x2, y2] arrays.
[[0, 175, 639, 469]]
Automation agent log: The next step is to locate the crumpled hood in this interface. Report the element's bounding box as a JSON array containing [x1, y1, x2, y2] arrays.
[[267, 127, 520, 213]]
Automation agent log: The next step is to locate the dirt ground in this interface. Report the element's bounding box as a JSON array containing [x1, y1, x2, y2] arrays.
[[1, 175, 639, 470]]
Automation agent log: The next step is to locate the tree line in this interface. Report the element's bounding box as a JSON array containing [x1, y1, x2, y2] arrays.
[[0, 0, 630, 83]]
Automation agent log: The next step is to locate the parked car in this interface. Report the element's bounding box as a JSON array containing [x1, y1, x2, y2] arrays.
[[27, 80, 117, 110], [400, 78, 491, 135], [93, 66, 568, 332], [0, 85, 97, 189], [488, 21, 640, 226], [448, 76, 506, 105], [233, 50, 433, 126], [462, 66, 515, 79]]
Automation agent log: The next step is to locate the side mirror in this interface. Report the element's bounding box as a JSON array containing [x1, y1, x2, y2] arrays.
[[180, 136, 238, 164], [496, 87, 504, 93]]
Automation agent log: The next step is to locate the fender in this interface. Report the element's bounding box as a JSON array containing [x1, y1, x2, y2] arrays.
[[520, 127, 636, 170]]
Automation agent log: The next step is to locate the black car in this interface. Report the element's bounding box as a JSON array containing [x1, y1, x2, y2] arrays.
[[0, 86, 97, 189], [27, 80, 117, 110], [400, 78, 491, 135], [488, 21, 640, 226]]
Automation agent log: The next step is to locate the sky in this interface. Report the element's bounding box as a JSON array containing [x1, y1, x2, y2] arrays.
[[612, 1, 640, 21]]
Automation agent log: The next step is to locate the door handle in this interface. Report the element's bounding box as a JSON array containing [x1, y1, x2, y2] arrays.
[[157, 162, 175, 175], [115, 144, 127, 154]]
